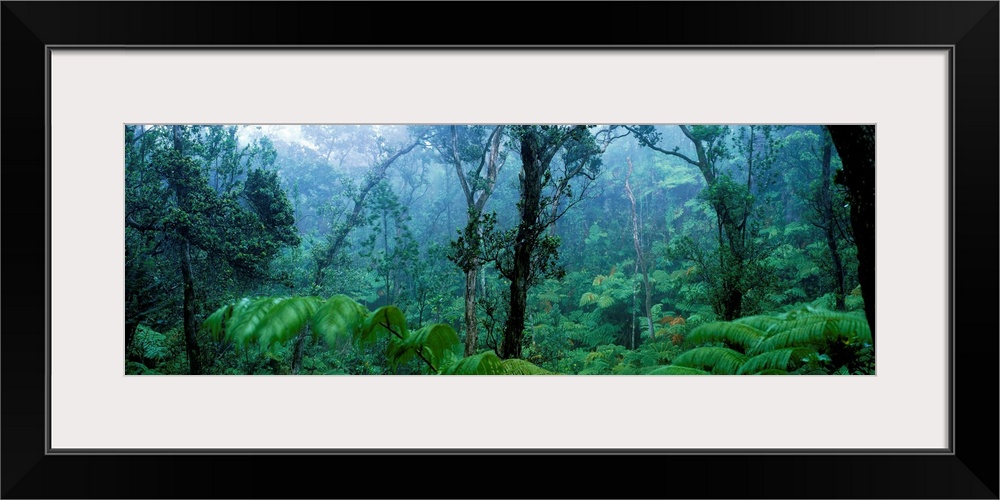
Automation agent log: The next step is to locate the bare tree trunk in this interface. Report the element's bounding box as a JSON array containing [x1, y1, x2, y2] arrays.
[[625, 158, 655, 339]]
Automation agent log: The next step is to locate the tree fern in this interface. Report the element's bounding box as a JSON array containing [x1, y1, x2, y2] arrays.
[[737, 347, 818, 374], [671, 347, 748, 375], [439, 351, 505, 375], [756, 312, 871, 354], [647, 365, 710, 375], [732, 315, 783, 333], [579, 292, 598, 307], [686, 322, 767, 353]]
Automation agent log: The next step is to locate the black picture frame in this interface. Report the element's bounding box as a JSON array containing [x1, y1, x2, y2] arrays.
[[2, 2, 996, 498]]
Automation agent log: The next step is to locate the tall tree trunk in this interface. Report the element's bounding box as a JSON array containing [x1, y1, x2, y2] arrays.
[[625, 158, 655, 339], [180, 239, 202, 374], [501, 142, 544, 360], [171, 126, 202, 375], [820, 134, 846, 310], [826, 125, 876, 351], [502, 249, 531, 359]]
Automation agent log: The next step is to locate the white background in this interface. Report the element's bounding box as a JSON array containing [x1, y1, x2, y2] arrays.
[[50, 50, 949, 450]]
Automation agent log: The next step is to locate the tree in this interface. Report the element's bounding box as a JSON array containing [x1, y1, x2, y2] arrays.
[[432, 125, 507, 356], [309, 127, 425, 294], [631, 125, 781, 320], [493, 125, 603, 359], [807, 130, 851, 310], [826, 125, 876, 350], [125, 125, 299, 373]]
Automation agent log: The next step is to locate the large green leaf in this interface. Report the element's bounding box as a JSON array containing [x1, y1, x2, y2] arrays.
[[313, 295, 369, 346], [202, 303, 233, 342], [226, 297, 281, 346], [255, 297, 321, 347], [362, 305, 408, 345], [387, 323, 461, 372]]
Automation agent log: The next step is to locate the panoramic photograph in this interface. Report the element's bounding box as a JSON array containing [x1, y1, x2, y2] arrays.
[[125, 124, 875, 375]]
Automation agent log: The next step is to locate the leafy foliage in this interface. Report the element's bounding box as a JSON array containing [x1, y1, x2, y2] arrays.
[[203, 294, 551, 375], [677, 307, 872, 374]]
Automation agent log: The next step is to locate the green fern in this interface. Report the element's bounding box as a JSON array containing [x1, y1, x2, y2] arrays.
[[596, 295, 615, 308], [687, 322, 767, 353], [732, 315, 783, 333], [647, 365, 710, 375], [501, 359, 554, 375], [439, 351, 505, 375], [757, 312, 871, 354], [671, 347, 748, 375], [737, 347, 818, 374]]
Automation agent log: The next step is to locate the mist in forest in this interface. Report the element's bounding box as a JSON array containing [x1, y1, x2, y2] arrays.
[[125, 124, 875, 375]]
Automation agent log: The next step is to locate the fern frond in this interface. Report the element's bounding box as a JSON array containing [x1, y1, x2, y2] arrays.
[[579, 292, 598, 307], [687, 322, 766, 353], [313, 294, 369, 346], [737, 347, 817, 374], [596, 295, 615, 308], [758, 313, 871, 352], [671, 347, 747, 375], [733, 315, 783, 334], [502, 359, 554, 375], [440, 351, 505, 375], [647, 365, 710, 375]]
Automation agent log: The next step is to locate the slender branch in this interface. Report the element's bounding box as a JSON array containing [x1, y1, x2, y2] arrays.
[[381, 320, 438, 373]]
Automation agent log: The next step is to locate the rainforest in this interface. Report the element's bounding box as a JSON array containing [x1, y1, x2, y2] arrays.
[[125, 124, 875, 375]]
